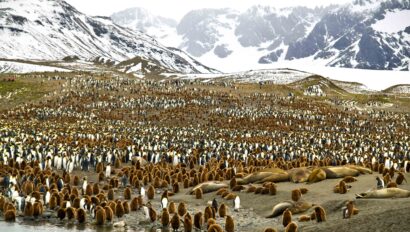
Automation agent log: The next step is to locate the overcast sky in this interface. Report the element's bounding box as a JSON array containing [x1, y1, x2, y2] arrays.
[[66, 0, 353, 20]]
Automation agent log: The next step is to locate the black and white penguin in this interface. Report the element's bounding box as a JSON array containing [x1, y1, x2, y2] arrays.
[[376, 176, 384, 189]]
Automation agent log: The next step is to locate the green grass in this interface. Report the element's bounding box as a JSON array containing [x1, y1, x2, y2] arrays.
[[0, 77, 57, 109]]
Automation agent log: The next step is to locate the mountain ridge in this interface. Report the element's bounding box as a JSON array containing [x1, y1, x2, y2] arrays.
[[112, 0, 410, 72], [0, 0, 219, 74]]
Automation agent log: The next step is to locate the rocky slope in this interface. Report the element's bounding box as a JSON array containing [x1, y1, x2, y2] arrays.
[[112, 0, 410, 72], [0, 0, 218, 74]]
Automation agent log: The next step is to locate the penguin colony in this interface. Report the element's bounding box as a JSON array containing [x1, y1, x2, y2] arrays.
[[0, 73, 409, 231]]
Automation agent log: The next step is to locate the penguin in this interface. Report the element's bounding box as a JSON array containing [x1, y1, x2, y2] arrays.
[[33, 202, 43, 217], [66, 207, 76, 220], [104, 206, 114, 221], [95, 208, 106, 225], [161, 208, 170, 227], [396, 172, 407, 185], [285, 222, 298, 232], [376, 176, 384, 189], [107, 188, 114, 201], [218, 203, 227, 218], [225, 215, 235, 232], [204, 206, 214, 222], [82, 177, 88, 194], [57, 178, 64, 191], [291, 189, 302, 202], [194, 212, 203, 229], [148, 206, 157, 222], [115, 201, 125, 218], [93, 183, 100, 195], [195, 188, 203, 199], [121, 174, 128, 188], [161, 195, 168, 210], [130, 197, 139, 211], [208, 223, 223, 232], [173, 182, 180, 193], [171, 213, 180, 231], [282, 208, 292, 227], [178, 202, 187, 217], [233, 195, 240, 212], [169, 201, 176, 214], [57, 208, 66, 220], [24, 201, 34, 217], [147, 185, 155, 200], [124, 187, 131, 200], [4, 209, 16, 222], [183, 213, 192, 232], [122, 201, 130, 214], [105, 164, 111, 178], [212, 198, 218, 213], [314, 206, 326, 223], [263, 228, 277, 232], [77, 208, 86, 223]]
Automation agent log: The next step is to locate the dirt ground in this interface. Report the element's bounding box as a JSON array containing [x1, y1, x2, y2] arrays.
[[11, 170, 407, 232]]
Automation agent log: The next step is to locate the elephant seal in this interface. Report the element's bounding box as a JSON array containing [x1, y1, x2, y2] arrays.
[[189, 181, 228, 194], [323, 167, 360, 178], [236, 168, 289, 185], [346, 166, 373, 175], [266, 200, 313, 218], [355, 188, 410, 199], [307, 166, 369, 183], [287, 167, 313, 183], [307, 168, 327, 183]]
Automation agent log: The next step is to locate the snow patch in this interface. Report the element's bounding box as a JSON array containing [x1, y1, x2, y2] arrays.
[[0, 61, 70, 73], [372, 10, 410, 34]]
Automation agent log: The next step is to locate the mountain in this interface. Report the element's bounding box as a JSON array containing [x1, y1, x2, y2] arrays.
[[110, 7, 180, 47], [0, 0, 219, 74], [112, 0, 410, 72]]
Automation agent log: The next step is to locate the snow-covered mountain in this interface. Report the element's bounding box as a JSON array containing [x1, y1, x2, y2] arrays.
[[0, 0, 219, 74], [112, 0, 410, 72]]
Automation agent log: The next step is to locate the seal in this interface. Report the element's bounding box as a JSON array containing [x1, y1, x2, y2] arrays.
[[236, 168, 289, 185], [307, 168, 326, 183], [189, 181, 228, 194], [356, 188, 410, 199], [287, 167, 313, 183], [266, 200, 313, 218]]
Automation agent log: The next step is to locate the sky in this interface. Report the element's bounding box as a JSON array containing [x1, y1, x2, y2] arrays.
[[65, 0, 353, 20]]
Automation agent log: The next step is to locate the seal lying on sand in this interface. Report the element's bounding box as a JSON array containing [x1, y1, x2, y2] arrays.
[[356, 188, 410, 199], [236, 168, 289, 185], [266, 200, 313, 218], [307, 166, 372, 183], [288, 167, 314, 183], [189, 181, 228, 194]]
